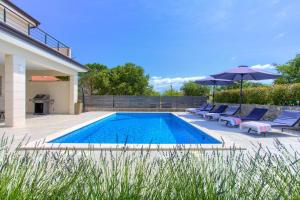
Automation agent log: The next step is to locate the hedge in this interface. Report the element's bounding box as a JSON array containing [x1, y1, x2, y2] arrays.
[[215, 83, 300, 106]]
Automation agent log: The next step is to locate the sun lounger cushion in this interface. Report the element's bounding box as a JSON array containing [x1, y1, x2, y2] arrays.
[[191, 107, 206, 114], [186, 108, 197, 112], [219, 116, 242, 127], [205, 105, 239, 120], [219, 108, 268, 126], [240, 121, 272, 134], [186, 104, 208, 113], [197, 111, 209, 117], [199, 105, 226, 118], [205, 113, 222, 120]]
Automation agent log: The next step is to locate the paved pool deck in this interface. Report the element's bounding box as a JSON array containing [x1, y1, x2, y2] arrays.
[[0, 112, 111, 149], [0, 111, 299, 152], [178, 113, 300, 153]]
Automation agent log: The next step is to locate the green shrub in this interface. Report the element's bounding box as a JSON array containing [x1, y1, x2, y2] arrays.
[[243, 86, 270, 104], [287, 83, 300, 105], [215, 83, 300, 106], [214, 89, 240, 103], [270, 84, 290, 105]]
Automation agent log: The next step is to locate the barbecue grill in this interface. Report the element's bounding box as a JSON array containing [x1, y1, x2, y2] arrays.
[[30, 94, 52, 115]]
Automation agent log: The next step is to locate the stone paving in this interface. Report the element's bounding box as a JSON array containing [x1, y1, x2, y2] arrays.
[[0, 112, 110, 149], [177, 113, 300, 153]]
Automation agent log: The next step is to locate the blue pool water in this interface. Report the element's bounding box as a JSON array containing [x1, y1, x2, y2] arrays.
[[50, 113, 221, 144]]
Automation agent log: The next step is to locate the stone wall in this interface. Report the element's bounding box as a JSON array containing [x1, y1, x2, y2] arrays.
[[215, 103, 300, 120]]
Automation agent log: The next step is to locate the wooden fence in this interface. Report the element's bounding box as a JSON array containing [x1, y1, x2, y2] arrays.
[[81, 95, 207, 111]]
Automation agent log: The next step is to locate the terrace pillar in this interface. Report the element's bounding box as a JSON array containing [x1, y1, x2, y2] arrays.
[[4, 55, 26, 127], [69, 73, 78, 114]]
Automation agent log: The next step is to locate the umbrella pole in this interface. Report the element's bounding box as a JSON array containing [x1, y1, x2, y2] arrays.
[[212, 84, 215, 105], [239, 75, 244, 113]]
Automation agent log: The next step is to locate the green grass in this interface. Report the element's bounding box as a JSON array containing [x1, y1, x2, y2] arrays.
[[0, 137, 300, 199]]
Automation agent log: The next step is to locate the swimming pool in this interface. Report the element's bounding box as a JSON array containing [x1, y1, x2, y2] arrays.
[[50, 113, 220, 145]]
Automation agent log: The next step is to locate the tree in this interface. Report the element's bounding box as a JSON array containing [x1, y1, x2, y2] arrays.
[[79, 63, 110, 95], [275, 54, 300, 84], [79, 62, 151, 96], [109, 63, 149, 95], [144, 86, 160, 96], [162, 86, 182, 96], [180, 81, 210, 96]]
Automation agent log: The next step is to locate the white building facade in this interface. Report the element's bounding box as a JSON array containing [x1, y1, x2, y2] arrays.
[[0, 0, 87, 126]]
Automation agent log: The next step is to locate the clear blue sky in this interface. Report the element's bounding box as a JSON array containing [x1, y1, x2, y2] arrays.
[[13, 0, 300, 91]]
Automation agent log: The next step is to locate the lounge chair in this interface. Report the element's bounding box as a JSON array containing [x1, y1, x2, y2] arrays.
[[196, 104, 225, 117], [240, 110, 300, 134], [192, 104, 214, 115], [205, 105, 240, 120], [194, 104, 215, 115], [263, 110, 300, 131], [240, 108, 268, 121], [185, 103, 207, 113], [219, 108, 268, 127]]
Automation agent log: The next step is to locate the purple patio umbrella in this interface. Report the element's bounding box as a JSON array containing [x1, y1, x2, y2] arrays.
[[195, 76, 234, 105], [211, 65, 281, 109]]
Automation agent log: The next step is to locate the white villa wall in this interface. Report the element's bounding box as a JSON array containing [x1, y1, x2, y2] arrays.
[[26, 70, 70, 114], [0, 64, 4, 111], [0, 4, 86, 126], [26, 81, 69, 114], [4, 55, 26, 126]]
